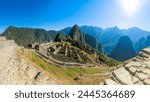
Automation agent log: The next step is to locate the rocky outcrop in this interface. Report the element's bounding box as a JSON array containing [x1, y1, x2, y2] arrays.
[[68, 25, 83, 42], [105, 47, 150, 85]]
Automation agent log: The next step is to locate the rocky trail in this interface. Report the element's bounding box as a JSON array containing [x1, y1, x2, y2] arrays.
[[105, 47, 150, 85], [0, 39, 56, 85]]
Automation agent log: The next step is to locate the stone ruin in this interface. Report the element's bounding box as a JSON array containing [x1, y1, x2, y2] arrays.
[[35, 41, 95, 64]]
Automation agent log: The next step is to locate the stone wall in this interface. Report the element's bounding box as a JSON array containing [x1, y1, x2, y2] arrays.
[[39, 45, 47, 56]]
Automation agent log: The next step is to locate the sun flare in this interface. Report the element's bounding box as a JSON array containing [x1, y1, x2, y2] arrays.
[[119, 0, 140, 16]]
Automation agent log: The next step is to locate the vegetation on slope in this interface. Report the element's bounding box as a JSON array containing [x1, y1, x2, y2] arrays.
[[19, 48, 111, 85], [3, 26, 57, 47]]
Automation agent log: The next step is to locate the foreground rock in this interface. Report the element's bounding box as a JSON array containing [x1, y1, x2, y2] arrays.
[[0, 45, 56, 85], [105, 47, 150, 85], [112, 67, 133, 85]]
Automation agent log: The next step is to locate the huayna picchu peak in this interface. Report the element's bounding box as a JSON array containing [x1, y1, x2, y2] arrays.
[[68, 25, 84, 42]]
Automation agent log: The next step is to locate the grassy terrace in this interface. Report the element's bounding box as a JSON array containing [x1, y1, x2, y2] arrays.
[[19, 48, 111, 85]]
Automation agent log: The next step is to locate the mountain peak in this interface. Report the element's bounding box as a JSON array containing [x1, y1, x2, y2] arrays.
[[110, 36, 137, 61], [73, 24, 79, 28], [113, 26, 119, 29], [68, 25, 83, 41]]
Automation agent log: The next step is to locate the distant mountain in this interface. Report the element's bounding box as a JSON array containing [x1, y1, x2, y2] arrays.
[[60, 27, 71, 35], [135, 37, 146, 53], [101, 27, 122, 54], [61, 25, 103, 41], [3, 26, 57, 47], [110, 36, 137, 61], [80, 26, 150, 55], [80, 25, 103, 41], [145, 35, 150, 47], [122, 27, 150, 43], [48, 30, 59, 40], [135, 35, 150, 53], [79, 26, 150, 54], [67, 25, 103, 52]]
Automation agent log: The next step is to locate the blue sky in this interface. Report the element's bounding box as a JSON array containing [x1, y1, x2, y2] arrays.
[[0, 0, 150, 32]]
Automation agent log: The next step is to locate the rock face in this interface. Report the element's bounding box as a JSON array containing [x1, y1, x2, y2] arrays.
[[0, 39, 56, 85], [110, 36, 137, 61], [68, 25, 83, 42], [105, 47, 150, 85]]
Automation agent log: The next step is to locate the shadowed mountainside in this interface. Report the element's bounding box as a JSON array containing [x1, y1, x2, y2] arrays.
[[3, 26, 58, 47], [110, 36, 137, 61]]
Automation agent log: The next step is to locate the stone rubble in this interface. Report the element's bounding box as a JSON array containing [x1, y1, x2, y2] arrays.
[[105, 47, 150, 85]]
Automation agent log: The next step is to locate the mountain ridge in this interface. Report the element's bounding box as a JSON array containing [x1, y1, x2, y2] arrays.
[[3, 25, 150, 62]]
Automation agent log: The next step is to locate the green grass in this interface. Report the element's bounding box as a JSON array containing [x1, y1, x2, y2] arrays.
[[19, 49, 111, 84]]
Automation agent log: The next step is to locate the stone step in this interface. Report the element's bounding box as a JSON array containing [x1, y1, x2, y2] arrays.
[[142, 47, 150, 55], [135, 72, 149, 81], [143, 79, 150, 85], [125, 67, 137, 76], [136, 56, 145, 61], [110, 75, 121, 84], [104, 79, 119, 85], [139, 51, 149, 58], [112, 67, 134, 85], [131, 76, 139, 84], [141, 68, 150, 76], [124, 61, 141, 68]]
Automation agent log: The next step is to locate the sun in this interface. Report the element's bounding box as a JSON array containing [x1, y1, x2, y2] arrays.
[[119, 0, 140, 16]]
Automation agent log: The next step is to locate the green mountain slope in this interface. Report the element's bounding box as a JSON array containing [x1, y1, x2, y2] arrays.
[[3, 26, 57, 47]]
